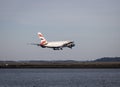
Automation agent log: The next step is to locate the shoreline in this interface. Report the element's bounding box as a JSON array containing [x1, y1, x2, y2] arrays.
[[0, 62, 120, 69]]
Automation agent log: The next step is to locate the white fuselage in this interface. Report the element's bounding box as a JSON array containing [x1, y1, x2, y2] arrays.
[[44, 41, 70, 47]]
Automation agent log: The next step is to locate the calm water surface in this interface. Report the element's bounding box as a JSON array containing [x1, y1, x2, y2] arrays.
[[0, 69, 120, 87]]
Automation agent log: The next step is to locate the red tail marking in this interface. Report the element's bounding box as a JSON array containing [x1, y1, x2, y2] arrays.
[[38, 34, 43, 37], [40, 41, 46, 45]]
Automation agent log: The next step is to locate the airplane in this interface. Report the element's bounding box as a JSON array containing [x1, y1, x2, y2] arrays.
[[31, 32, 75, 50]]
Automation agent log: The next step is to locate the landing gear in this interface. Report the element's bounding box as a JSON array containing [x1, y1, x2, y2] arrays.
[[53, 47, 63, 50], [53, 48, 58, 50], [60, 47, 63, 50]]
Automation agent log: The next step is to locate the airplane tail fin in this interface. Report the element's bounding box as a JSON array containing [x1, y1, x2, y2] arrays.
[[38, 32, 48, 45]]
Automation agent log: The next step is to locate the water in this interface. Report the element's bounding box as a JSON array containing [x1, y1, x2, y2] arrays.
[[0, 69, 120, 87]]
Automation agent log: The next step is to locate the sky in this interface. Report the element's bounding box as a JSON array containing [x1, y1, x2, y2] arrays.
[[0, 0, 120, 61]]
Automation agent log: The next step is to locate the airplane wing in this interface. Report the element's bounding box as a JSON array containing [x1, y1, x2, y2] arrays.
[[27, 43, 40, 46]]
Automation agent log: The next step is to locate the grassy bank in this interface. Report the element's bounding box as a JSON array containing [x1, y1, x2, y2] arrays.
[[0, 61, 120, 68]]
